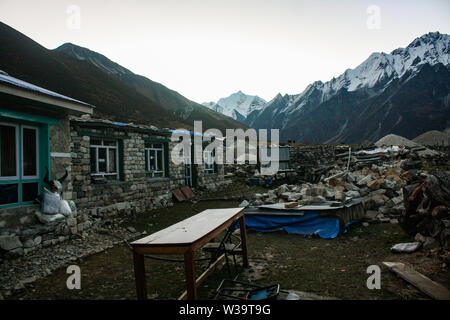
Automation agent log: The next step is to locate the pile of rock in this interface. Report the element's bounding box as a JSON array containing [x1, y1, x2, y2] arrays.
[[401, 171, 450, 250], [250, 162, 406, 225]]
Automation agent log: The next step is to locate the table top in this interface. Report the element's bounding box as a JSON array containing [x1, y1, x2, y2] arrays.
[[131, 207, 244, 247]]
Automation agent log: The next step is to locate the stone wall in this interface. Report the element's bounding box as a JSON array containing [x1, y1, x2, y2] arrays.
[[196, 164, 225, 191], [70, 123, 186, 216], [50, 118, 73, 201]]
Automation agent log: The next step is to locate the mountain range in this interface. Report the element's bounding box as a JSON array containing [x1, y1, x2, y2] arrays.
[[244, 32, 450, 143], [202, 91, 266, 122], [0, 22, 247, 132]]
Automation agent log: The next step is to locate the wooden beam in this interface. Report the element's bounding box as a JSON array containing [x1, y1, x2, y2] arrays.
[[184, 250, 197, 300], [133, 251, 147, 300], [383, 262, 450, 300], [178, 253, 226, 300]]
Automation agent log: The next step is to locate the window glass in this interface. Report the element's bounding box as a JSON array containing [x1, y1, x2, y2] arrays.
[[149, 150, 156, 170], [109, 148, 116, 172], [157, 150, 163, 171], [98, 148, 107, 172], [0, 183, 18, 205], [22, 182, 39, 202], [0, 125, 17, 177], [23, 128, 37, 176]]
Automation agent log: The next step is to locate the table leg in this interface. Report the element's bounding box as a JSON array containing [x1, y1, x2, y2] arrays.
[[133, 250, 147, 300], [239, 215, 249, 267], [184, 250, 197, 300]]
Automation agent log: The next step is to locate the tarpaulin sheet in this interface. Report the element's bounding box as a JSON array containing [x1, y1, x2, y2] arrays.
[[245, 212, 349, 239]]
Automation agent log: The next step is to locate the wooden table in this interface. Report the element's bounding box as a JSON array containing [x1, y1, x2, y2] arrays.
[[130, 207, 249, 300]]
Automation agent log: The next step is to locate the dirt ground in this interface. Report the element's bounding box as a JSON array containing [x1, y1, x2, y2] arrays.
[[6, 184, 449, 300]]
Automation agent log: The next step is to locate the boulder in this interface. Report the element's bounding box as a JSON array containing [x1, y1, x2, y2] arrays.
[[0, 235, 23, 251], [345, 190, 361, 198]]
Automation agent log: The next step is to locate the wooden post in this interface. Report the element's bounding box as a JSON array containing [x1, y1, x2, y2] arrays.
[[239, 215, 249, 267], [133, 250, 147, 300], [184, 250, 197, 300]]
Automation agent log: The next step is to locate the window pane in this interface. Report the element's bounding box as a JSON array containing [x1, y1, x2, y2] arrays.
[[0, 125, 17, 177], [98, 148, 106, 172], [23, 128, 37, 176], [90, 147, 97, 173], [152, 143, 162, 149], [156, 150, 163, 171], [22, 182, 38, 202], [150, 150, 156, 170], [0, 183, 18, 205], [109, 148, 117, 173]]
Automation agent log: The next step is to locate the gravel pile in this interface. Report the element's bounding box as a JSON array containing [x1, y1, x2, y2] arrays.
[[413, 130, 450, 147]]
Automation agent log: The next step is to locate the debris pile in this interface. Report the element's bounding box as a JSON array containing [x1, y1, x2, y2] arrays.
[[401, 171, 450, 250], [250, 161, 407, 225]]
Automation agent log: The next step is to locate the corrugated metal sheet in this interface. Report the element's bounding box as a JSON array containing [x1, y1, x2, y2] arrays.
[[0, 73, 93, 107]]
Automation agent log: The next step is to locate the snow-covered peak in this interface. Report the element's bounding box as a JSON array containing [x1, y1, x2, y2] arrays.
[[203, 91, 266, 120], [337, 32, 449, 92], [286, 32, 449, 109]]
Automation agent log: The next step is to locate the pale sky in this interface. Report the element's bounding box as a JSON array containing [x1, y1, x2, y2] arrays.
[[1, 0, 449, 103]]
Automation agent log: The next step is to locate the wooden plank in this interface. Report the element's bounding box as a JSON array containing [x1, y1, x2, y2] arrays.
[[178, 253, 226, 300], [383, 262, 450, 300], [284, 202, 299, 208], [239, 215, 249, 268], [172, 189, 186, 202], [131, 208, 243, 246], [180, 186, 195, 199]]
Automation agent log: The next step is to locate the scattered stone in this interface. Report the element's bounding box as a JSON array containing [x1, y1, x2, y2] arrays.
[[0, 235, 23, 251], [391, 242, 421, 253], [127, 226, 137, 233]]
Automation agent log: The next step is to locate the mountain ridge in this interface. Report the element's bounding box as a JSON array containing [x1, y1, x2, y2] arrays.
[[245, 32, 450, 143]]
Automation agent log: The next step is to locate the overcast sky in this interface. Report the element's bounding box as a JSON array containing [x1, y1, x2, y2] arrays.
[[1, 0, 449, 103]]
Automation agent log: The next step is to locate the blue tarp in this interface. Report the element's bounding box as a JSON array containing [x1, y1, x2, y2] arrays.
[[245, 212, 354, 239]]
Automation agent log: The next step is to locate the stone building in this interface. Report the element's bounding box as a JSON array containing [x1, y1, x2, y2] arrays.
[[69, 118, 226, 217], [0, 73, 225, 257]]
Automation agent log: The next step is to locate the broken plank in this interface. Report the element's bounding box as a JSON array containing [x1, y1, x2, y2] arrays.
[[180, 186, 195, 199], [284, 202, 300, 208], [172, 189, 186, 202], [383, 262, 450, 300]]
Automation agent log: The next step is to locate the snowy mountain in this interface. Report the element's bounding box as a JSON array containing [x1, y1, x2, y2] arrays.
[[202, 91, 266, 121], [246, 32, 450, 143]]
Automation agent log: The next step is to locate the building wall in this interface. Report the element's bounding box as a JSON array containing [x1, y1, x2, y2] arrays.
[[70, 122, 226, 216]]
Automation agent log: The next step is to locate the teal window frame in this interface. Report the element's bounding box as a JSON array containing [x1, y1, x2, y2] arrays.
[[0, 118, 50, 209]]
